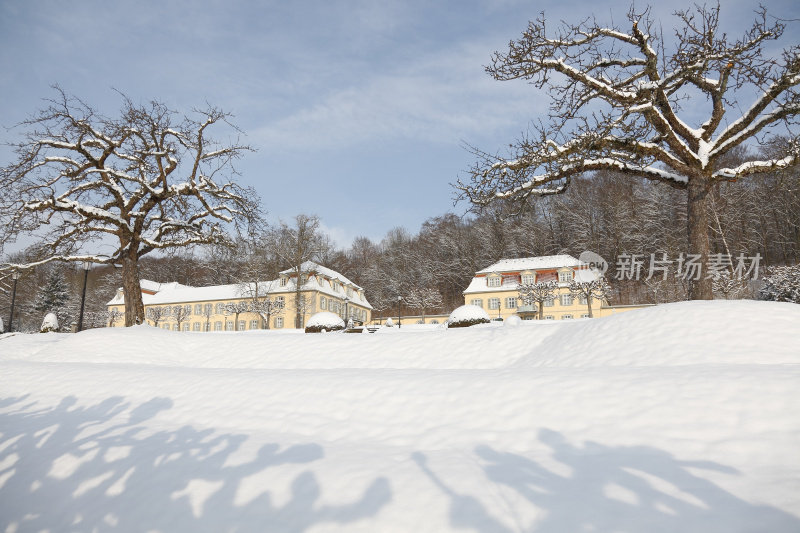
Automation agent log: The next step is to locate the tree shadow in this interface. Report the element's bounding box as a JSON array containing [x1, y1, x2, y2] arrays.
[[414, 428, 800, 532], [0, 395, 391, 532]]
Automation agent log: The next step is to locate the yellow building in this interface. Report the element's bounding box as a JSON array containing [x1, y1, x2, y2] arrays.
[[463, 255, 651, 320], [106, 262, 372, 330]]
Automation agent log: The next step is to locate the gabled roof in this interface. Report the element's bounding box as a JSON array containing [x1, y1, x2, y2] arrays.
[[279, 261, 361, 290], [106, 279, 192, 305], [476, 255, 582, 274], [106, 266, 372, 309]]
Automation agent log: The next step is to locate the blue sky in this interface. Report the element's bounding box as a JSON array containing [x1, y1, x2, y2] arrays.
[[2, 0, 798, 248]]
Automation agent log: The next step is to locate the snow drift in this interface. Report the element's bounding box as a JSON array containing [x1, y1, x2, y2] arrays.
[[1, 300, 798, 532]]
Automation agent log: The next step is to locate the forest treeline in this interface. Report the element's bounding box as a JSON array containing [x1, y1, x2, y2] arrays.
[[2, 166, 798, 331]]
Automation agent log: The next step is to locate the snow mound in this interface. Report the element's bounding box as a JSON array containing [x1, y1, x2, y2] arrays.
[[504, 314, 522, 327], [447, 304, 490, 327], [40, 312, 59, 332], [514, 300, 800, 368], [306, 311, 345, 328], [305, 311, 345, 332]]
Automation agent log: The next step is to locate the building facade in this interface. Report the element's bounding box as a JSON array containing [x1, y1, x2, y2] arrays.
[[106, 262, 372, 330], [463, 254, 651, 320]]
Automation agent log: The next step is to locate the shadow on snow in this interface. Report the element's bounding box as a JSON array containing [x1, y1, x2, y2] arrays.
[[413, 428, 800, 533], [0, 395, 391, 532]]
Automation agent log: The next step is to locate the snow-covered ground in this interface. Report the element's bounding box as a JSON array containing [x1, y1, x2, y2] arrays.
[[1, 300, 798, 532]]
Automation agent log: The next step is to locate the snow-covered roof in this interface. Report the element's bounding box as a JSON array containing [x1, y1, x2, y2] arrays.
[[106, 279, 193, 306], [280, 261, 361, 290], [108, 268, 372, 310], [140, 280, 191, 293], [463, 276, 522, 294], [476, 255, 582, 274]]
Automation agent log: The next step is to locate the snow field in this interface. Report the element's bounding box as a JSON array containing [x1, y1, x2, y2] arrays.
[[1, 300, 799, 532]]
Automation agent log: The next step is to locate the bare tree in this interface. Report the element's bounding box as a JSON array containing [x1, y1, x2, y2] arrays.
[[518, 280, 558, 320], [249, 297, 284, 329], [268, 215, 329, 328], [569, 275, 612, 318], [146, 306, 167, 327], [171, 305, 191, 330], [107, 308, 123, 327], [0, 87, 263, 325], [456, 4, 800, 299], [406, 287, 444, 322], [223, 301, 249, 331]]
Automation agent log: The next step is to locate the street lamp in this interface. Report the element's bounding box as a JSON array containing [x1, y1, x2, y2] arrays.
[[396, 295, 402, 329], [7, 271, 20, 333], [343, 295, 350, 328], [77, 261, 91, 332]]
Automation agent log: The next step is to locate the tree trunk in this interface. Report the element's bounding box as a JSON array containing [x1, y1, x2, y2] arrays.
[[121, 248, 145, 326], [687, 176, 714, 300], [586, 295, 593, 318]]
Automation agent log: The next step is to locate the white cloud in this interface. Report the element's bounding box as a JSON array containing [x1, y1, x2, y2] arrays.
[[249, 40, 541, 152]]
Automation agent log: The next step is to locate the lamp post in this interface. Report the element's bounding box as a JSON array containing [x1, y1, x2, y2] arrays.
[[77, 261, 91, 332], [7, 271, 19, 332], [343, 295, 349, 328], [396, 295, 402, 329]]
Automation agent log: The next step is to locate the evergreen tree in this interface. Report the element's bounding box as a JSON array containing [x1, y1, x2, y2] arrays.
[[33, 269, 70, 329]]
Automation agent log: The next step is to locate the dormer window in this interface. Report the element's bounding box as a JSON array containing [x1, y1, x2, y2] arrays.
[[559, 271, 574, 282], [521, 273, 535, 285], [280, 277, 288, 287], [487, 276, 501, 288]]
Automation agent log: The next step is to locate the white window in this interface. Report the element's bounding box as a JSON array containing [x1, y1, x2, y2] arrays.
[[280, 277, 287, 286], [238, 320, 246, 331], [544, 298, 555, 307], [184, 304, 192, 315], [320, 297, 327, 310], [562, 314, 574, 320], [430, 320, 439, 324], [225, 321, 234, 331], [215, 303, 224, 314], [505, 297, 518, 309], [470, 299, 483, 308], [559, 271, 574, 282], [193, 322, 201, 331], [250, 319, 259, 330], [204, 322, 211, 332], [488, 298, 500, 310], [581, 314, 590, 318], [579, 294, 588, 305], [194, 304, 202, 314], [276, 296, 285, 306], [521, 273, 535, 285], [487, 276, 501, 288], [544, 315, 555, 320], [182, 323, 190, 332], [214, 321, 222, 331], [561, 294, 573, 306], [274, 317, 284, 328], [204, 304, 212, 314]]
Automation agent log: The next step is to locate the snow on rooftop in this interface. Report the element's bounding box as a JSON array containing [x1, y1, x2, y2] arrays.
[[476, 254, 583, 274], [1, 300, 798, 531], [280, 261, 362, 290], [107, 268, 372, 310]]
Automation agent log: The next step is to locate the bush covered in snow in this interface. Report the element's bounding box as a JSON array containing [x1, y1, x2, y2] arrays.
[[447, 305, 490, 328], [504, 314, 523, 327], [759, 265, 800, 303], [385, 317, 394, 327], [40, 313, 59, 333], [304, 311, 345, 333]]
